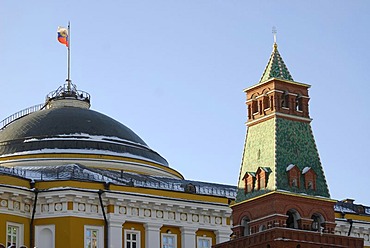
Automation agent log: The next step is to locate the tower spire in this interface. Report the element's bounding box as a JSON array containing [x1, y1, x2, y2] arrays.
[[258, 31, 294, 84], [272, 26, 277, 44]]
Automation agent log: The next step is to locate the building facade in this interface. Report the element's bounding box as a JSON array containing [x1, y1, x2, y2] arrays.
[[0, 84, 235, 248]]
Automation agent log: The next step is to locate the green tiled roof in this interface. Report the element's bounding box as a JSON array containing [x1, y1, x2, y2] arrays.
[[236, 117, 330, 203], [259, 43, 294, 83]]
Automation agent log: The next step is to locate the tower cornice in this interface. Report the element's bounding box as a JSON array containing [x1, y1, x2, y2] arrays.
[[246, 113, 312, 127], [244, 78, 311, 93]]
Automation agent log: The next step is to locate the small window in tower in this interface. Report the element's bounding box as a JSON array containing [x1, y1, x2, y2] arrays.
[[291, 178, 297, 187], [295, 95, 303, 111], [307, 181, 313, 190], [281, 91, 289, 108], [286, 209, 300, 229], [252, 99, 258, 114], [259, 177, 266, 189], [263, 95, 270, 110], [311, 214, 324, 232]]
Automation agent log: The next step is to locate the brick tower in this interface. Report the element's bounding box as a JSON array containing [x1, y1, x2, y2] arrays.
[[214, 41, 364, 247]]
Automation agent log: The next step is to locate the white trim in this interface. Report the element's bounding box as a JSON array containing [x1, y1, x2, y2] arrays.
[[247, 112, 312, 126], [6, 222, 24, 248], [248, 213, 288, 225], [124, 229, 141, 248], [197, 236, 212, 248], [35, 224, 55, 248], [161, 233, 177, 248], [84, 225, 104, 248]]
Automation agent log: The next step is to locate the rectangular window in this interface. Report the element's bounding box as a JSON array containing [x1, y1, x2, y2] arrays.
[[6, 222, 23, 248], [124, 230, 140, 248], [84, 225, 104, 248], [197, 237, 212, 248], [7, 225, 19, 247], [162, 234, 176, 248]]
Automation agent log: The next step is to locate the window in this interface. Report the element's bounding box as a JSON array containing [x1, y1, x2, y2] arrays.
[[252, 99, 258, 114], [6, 222, 23, 248], [281, 91, 289, 108], [263, 95, 270, 110], [125, 230, 140, 248], [311, 214, 324, 232], [197, 237, 212, 248], [85, 226, 103, 248], [286, 209, 300, 229], [241, 217, 250, 236], [243, 173, 255, 193], [162, 234, 176, 248], [295, 95, 303, 111]]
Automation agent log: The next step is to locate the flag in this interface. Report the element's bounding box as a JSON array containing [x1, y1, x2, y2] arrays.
[[57, 26, 69, 47]]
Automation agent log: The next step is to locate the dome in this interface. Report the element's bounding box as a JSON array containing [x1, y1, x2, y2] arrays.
[[0, 84, 185, 179], [0, 105, 168, 166]]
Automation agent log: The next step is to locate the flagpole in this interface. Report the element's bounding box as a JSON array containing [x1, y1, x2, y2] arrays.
[[67, 21, 71, 92]]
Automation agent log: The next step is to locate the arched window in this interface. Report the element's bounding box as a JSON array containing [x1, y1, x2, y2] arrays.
[[286, 209, 301, 229], [281, 91, 289, 108], [252, 97, 258, 114], [295, 95, 303, 111], [263, 94, 270, 110], [241, 217, 250, 236], [311, 213, 325, 232]]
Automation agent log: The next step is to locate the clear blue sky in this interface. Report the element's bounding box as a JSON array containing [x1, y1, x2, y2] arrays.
[[1, 1, 369, 204]]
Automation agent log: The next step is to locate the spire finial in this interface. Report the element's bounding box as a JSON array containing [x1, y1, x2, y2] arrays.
[[272, 26, 277, 43]]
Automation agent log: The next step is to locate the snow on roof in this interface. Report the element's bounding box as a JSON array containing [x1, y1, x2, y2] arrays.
[[24, 133, 150, 149], [0, 164, 237, 198], [302, 167, 311, 174], [334, 204, 357, 214], [286, 164, 296, 171]]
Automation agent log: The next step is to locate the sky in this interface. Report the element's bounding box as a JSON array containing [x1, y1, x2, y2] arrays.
[[0, 1, 369, 205]]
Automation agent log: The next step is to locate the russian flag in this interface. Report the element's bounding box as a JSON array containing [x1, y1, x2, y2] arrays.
[[57, 26, 69, 47]]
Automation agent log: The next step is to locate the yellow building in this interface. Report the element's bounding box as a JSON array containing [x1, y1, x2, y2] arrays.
[[0, 83, 235, 248]]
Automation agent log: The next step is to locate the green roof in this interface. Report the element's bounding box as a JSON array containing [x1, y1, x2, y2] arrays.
[[259, 43, 294, 83]]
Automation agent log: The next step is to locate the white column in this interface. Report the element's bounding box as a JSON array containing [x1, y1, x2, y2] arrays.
[[214, 229, 232, 244], [181, 227, 198, 248], [108, 219, 124, 248], [145, 223, 162, 248]]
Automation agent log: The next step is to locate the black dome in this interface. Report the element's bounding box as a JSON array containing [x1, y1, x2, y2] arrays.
[[0, 106, 168, 166]]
